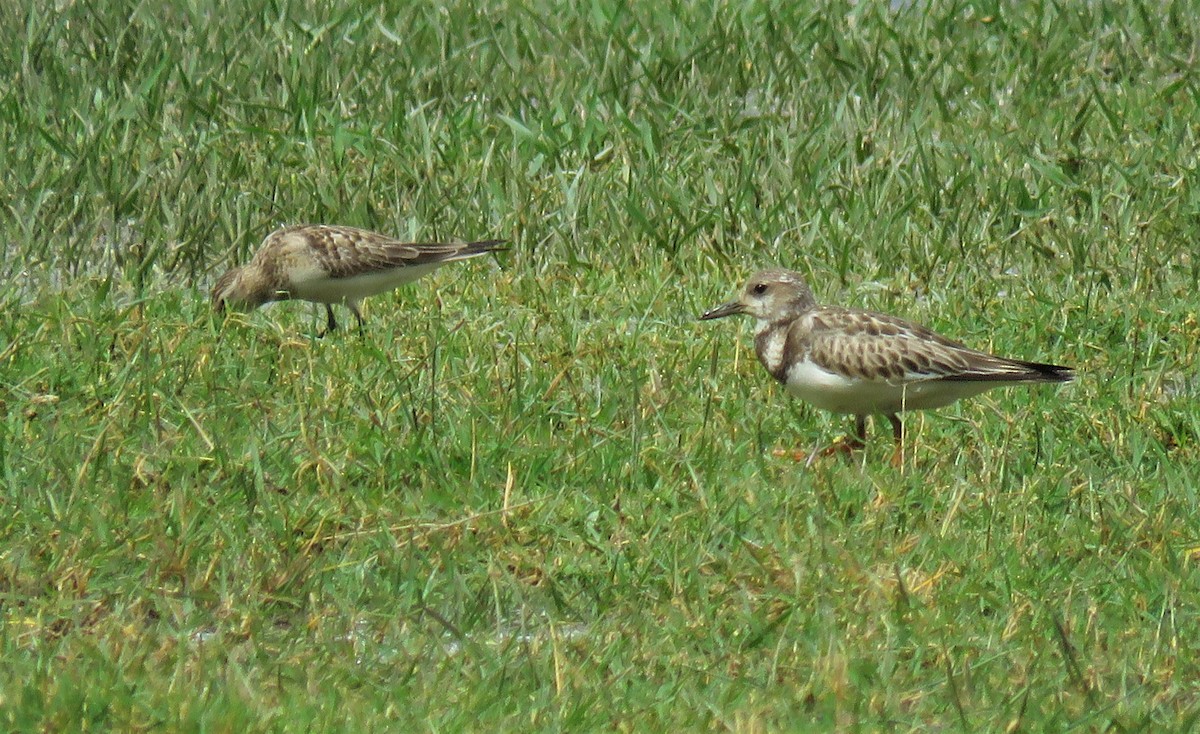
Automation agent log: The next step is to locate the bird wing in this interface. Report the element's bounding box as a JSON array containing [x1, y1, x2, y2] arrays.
[[267, 225, 503, 280], [802, 306, 1061, 384]]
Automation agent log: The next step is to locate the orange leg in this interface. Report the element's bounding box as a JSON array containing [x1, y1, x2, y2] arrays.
[[796, 415, 869, 467], [785, 415, 907, 468], [821, 414, 868, 453]]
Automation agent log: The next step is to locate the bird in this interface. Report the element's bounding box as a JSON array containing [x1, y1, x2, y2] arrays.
[[211, 224, 506, 334], [700, 269, 1075, 465]]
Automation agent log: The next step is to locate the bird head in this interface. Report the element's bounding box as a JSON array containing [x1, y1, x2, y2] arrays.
[[211, 266, 271, 315], [700, 269, 817, 324]]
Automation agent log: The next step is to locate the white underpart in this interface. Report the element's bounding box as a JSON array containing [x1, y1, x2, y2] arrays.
[[784, 359, 999, 414], [284, 262, 443, 305]]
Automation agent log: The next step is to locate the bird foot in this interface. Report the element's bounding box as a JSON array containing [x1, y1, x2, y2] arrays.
[[820, 436, 866, 457], [771, 447, 810, 463], [773, 436, 866, 468], [806, 437, 867, 467]]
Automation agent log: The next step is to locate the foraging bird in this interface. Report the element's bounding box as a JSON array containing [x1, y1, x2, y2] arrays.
[[700, 269, 1074, 464], [212, 224, 506, 334]]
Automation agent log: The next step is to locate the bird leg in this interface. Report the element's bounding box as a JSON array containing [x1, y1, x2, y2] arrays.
[[317, 304, 365, 337], [887, 413, 904, 467], [825, 414, 868, 454], [799, 414, 869, 467], [348, 303, 366, 334], [316, 304, 339, 338]]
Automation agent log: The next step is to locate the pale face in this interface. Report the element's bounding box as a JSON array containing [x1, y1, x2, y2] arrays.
[[700, 269, 816, 323]]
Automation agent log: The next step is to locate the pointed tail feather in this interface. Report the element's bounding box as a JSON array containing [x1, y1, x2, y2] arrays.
[[943, 357, 1075, 383], [1015, 359, 1075, 383], [457, 239, 508, 257]]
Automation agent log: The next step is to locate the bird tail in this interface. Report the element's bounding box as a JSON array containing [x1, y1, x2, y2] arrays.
[[1014, 359, 1075, 383], [957, 357, 1076, 383], [459, 239, 508, 257], [940, 355, 1076, 384]]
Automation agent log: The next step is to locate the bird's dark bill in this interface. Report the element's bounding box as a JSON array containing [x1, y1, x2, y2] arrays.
[[700, 301, 745, 320]]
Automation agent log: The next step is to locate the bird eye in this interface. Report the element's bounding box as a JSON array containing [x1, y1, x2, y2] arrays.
[[751, 283, 768, 296]]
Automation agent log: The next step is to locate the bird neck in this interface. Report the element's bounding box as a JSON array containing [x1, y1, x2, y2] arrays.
[[753, 320, 793, 384]]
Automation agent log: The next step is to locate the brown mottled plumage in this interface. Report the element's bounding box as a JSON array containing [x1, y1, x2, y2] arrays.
[[701, 269, 1074, 464], [212, 225, 506, 333]]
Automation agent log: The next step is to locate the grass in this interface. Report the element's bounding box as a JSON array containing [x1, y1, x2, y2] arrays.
[[2, 0, 1199, 729]]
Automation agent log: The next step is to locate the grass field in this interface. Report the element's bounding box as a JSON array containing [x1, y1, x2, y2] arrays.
[[2, 0, 1199, 730]]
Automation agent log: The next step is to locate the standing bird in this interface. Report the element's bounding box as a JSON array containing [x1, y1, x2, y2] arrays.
[[212, 224, 506, 334], [700, 269, 1075, 465]]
